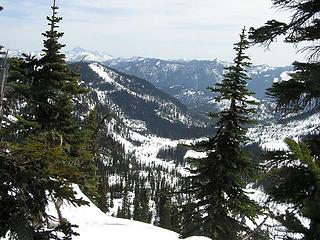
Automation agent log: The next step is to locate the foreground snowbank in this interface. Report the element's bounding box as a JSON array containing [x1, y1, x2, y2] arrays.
[[48, 185, 209, 240]]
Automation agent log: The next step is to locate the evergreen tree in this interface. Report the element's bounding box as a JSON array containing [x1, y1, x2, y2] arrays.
[[0, 1, 97, 239], [250, 1, 320, 238], [158, 191, 172, 229], [116, 206, 124, 219], [170, 204, 181, 232], [180, 28, 260, 240], [133, 184, 151, 223], [96, 177, 109, 213], [119, 187, 131, 219], [133, 184, 142, 221], [110, 191, 115, 209]]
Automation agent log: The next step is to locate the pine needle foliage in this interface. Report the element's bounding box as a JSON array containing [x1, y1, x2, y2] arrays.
[[264, 139, 320, 239]]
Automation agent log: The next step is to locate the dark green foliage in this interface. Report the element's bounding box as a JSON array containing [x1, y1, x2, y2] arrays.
[[170, 204, 181, 232], [96, 178, 109, 213], [133, 184, 151, 223], [117, 187, 131, 219], [158, 191, 172, 229], [263, 139, 320, 239], [249, 0, 320, 113], [180, 29, 260, 240], [0, 136, 88, 239], [157, 144, 188, 166], [266, 61, 320, 113], [32, 4, 86, 133], [249, 0, 320, 47], [0, 1, 97, 239], [179, 201, 203, 238]]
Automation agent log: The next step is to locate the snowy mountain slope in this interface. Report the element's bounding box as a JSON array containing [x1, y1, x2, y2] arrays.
[[104, 57, 292, 107], [106, 118, 195, 176], [8, 49, 43, 59], [60, 186, 209, 240], [75, 62, 209, 138], [246, 187, 309, 240], [248, 111, 320, 150]]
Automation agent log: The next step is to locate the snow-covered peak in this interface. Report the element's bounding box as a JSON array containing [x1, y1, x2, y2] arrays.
[[65, 47, 113, 62], [7, 47, 113, 63], [8, 49, 43, 59]]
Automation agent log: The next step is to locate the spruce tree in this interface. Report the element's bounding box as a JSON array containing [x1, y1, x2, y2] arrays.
[[33, 0, 85, 133], [180, 28, 260, 240], [120, 187, 131, 219], [0, 1, 97, 239], [158, 191, 171, 229], [133, 184, 142, 221], [133, 184, 151, 223]]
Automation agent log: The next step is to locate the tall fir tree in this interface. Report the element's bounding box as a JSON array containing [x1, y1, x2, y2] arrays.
[[0, 1, 97, 239], [133, 184, 151, 223], [33, 0, 85, 133], [157, 190, 172, 229], [250, 1, 320, 238], [180, 28, 260, 240]]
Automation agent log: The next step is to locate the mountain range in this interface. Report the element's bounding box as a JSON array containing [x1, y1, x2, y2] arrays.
[[6, 47, 320, 239], [8, 47, 319, 148]]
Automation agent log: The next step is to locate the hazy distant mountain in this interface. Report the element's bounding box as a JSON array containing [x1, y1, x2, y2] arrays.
[[104, 57, 292, 104], [65, 47, 113, 62], [8, 47, 113, 63]]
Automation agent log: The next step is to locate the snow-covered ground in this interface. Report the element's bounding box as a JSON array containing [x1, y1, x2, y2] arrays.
[[248, 112, 320, 150], [246, 186, 308, 240], [0, 185, 209, 240], [47, 185, 209, 240]]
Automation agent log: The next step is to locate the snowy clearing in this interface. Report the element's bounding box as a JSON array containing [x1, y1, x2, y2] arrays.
[[47, 185, 210, 240]]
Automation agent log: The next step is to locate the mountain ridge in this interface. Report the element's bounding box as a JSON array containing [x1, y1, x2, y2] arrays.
[[73, 62, 210, 139]]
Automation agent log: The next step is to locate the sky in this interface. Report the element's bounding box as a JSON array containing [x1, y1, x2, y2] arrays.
[[0, 0, 306, 66]]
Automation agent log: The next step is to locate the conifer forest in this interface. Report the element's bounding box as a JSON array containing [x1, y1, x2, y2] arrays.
[[0, 1, 320, 240]]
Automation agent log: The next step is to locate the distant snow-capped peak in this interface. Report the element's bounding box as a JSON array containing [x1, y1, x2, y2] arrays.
[[65, 47, 113, 62], [8, 49, 43, 59], [8, 47, 113, 62]]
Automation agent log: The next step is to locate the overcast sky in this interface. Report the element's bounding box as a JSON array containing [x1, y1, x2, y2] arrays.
[[0, 0, 305, 66]]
